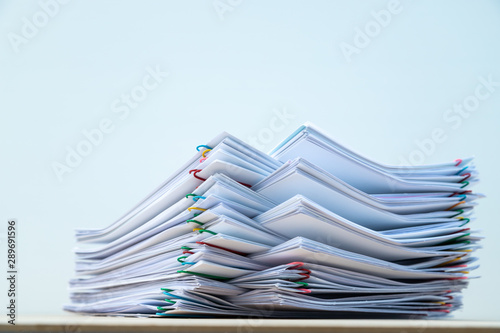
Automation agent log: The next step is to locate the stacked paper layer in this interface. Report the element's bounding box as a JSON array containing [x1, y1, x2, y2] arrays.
[[65, 123, 481, 318]]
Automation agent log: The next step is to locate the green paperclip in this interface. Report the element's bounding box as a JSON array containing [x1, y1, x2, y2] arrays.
[[186, 219, 204, 226], [198, 229, 217, 235], [176, 270, 230, 280]]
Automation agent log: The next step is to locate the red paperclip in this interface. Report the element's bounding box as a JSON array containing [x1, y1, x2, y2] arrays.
[[448, 190, 472, 197], [296, 274, 310, 281], [287, 262, 304, 269], [189, 169, 251, 188], [299, 268, 311, 275], [189, 169, 207, 181], [195, 241, 247, 256], [461, 173, 471, 182]]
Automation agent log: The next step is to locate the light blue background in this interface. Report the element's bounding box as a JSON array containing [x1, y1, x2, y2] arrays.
[[1, 0, 499, 320]]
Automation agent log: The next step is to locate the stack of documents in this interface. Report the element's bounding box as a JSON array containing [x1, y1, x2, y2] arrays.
[[66, 123, 481, 318]]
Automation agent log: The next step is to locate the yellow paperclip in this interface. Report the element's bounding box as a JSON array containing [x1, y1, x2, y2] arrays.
[[187, 207, 207, 212], [201, 149, 211, 158], [446, 201, 466, 211], [437, 256, 463, 267]]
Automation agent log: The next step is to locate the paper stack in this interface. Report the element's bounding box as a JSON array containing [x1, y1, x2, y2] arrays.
[[65, 123, 481, 318]]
